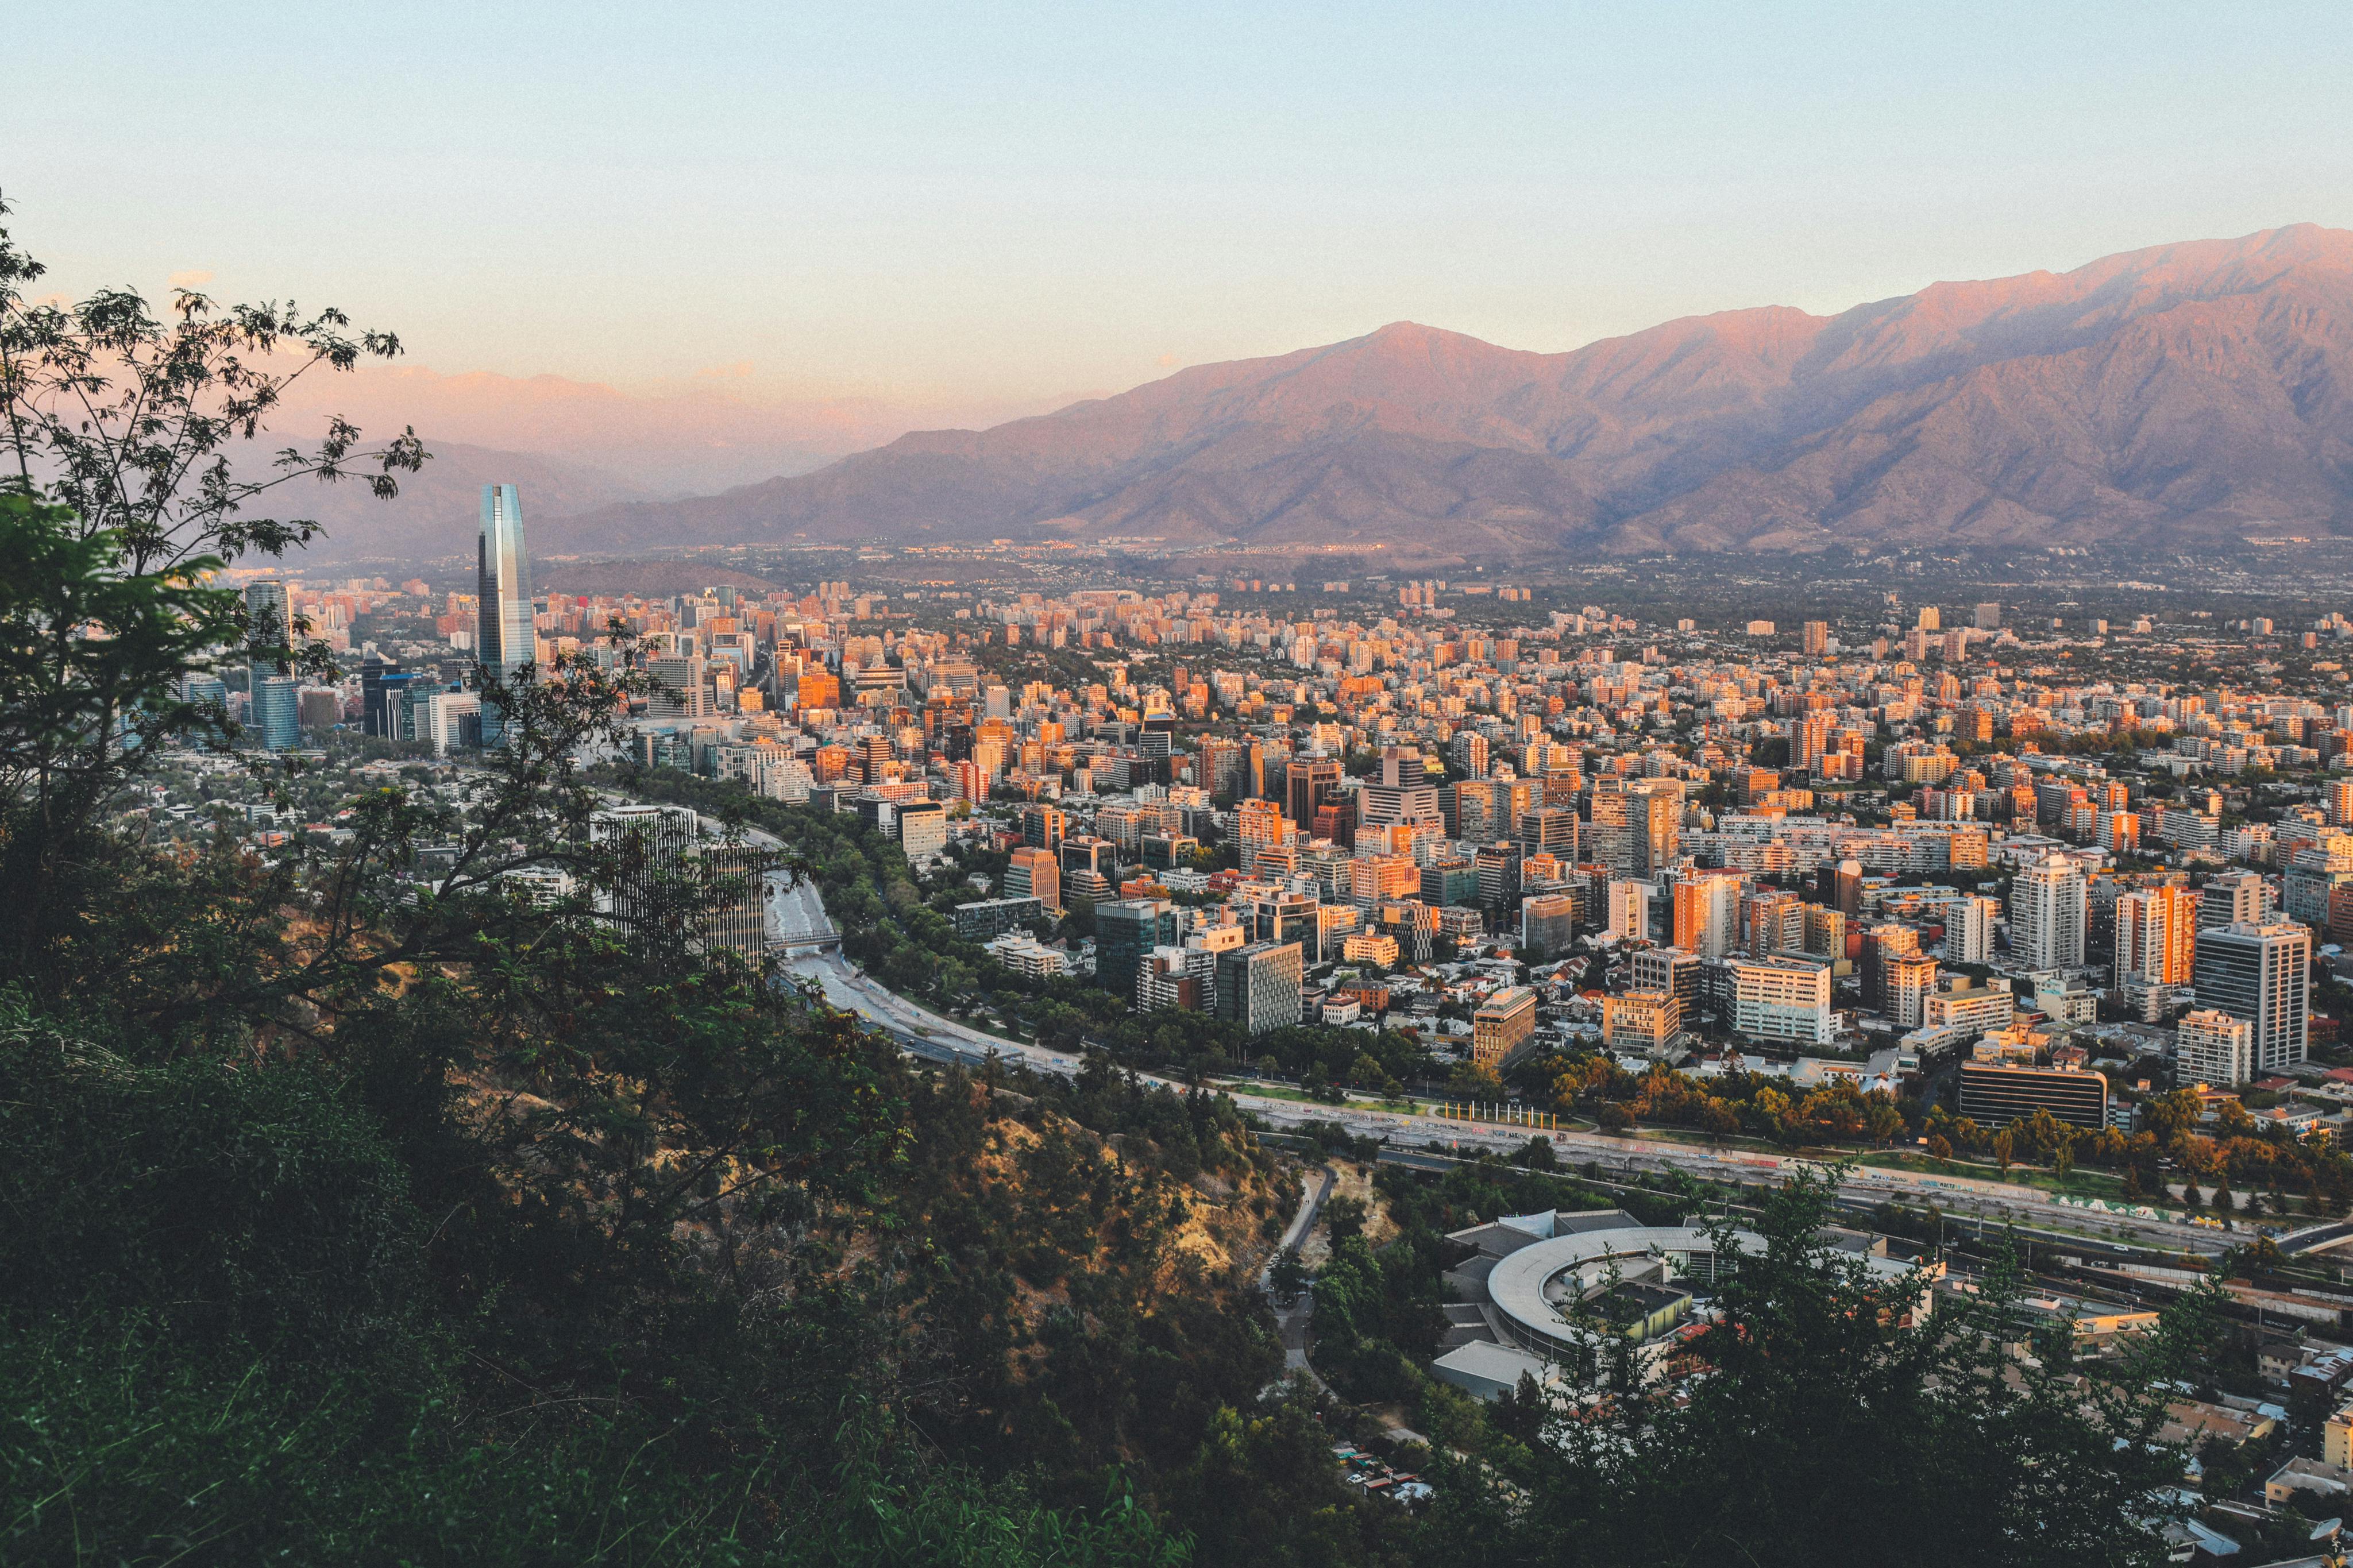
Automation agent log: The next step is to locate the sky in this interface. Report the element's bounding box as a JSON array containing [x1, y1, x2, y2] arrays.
[[12, 0, 2353, 426]]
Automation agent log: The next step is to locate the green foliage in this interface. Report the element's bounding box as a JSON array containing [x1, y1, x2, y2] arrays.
[[1415, 1168, 2210, 1567]]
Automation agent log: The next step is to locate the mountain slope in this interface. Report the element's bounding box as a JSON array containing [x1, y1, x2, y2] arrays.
[[546, 225, 2353, 559]]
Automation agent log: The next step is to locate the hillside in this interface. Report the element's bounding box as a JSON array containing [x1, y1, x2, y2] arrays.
[[543, 225, 2353, 561]]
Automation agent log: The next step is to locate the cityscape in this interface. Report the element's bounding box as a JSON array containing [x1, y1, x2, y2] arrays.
[[15, 5, 2353, 1564]]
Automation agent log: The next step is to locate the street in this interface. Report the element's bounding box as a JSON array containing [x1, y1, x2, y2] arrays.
[[757, 852, 2229, 1260]]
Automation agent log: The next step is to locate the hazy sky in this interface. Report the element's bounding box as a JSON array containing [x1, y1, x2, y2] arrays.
[[14, 1, 2353, 410]]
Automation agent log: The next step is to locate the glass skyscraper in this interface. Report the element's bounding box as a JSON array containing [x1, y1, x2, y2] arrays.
[[243, 580, 297, 751], [477, 484, 534, 742]]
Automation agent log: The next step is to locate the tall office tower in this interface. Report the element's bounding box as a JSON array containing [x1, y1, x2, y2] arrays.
[[1973, 603, 2001, 631], [240, 579, 299, 751], [1800, 620, 1830, 656], [1942, 895, 1997, 964], [1361, 748, 1442, 834], [477, 484, 534, 682], [244, 579, 291, 676], [856, 733, 894, 785], [1916, 605, 1941, 632], [2115, 886, 2198, 988], [2194, 921, 2311, 1073], [2010, 853, 2087, 970], [1287, 756, 1341, 831], [476, 484, 534, 743]]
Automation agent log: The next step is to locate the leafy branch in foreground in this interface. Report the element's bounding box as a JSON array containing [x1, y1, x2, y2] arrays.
[[0, 189, 425, 580]]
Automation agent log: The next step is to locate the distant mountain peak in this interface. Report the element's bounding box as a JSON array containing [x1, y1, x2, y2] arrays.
[[543, 226, 2353, 563]]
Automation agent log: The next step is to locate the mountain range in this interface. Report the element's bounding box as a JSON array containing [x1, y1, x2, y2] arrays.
[[426, 226, 2353, 563]]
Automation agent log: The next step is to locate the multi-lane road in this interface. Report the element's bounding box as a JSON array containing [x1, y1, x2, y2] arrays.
[[757, 852, 2228, 1259]]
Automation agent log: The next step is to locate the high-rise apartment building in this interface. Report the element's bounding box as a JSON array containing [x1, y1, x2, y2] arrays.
[[2193, 920, 2310, 1073], [2115, 886, 2198, 988], [2011, 853, 2087, 970], [1942, 896, 1997, 964], [2175, 1008, 2255, 1088], [1726, 956, 1834, 1046]]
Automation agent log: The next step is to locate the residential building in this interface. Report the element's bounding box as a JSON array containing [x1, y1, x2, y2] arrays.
[[2175, 1009, 2255, 1088], [1943, 895, 1997, 964], [2116, 885, 2198, 988], [1005, 847, 1060, 910], [1604, 990, 1680, 1057], [2011, 853, 2088, 970], [1726, 955, 1834, 1046]]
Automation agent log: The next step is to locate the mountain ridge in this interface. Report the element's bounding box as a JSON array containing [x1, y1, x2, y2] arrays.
[[537, 225, 2353, 560]]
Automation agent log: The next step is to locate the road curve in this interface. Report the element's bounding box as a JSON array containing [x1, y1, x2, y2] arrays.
[[753, 848, 2227, 1259]]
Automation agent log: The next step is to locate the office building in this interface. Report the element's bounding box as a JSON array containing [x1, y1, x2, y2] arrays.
[[2193, 920, 2311, 1072], [1215, 940, 1303, 1037], [248, 674, 300, 752], [1096, 898, 1178, 1006], [953, 895, 1045, 942], [2175, 1009, 2255, 1088], [1520, 893, 1577, 960], [1633, 946, 1703, 1024], [1005, 847, 1060, 910], [2011, 853, 2087, 970], [1958, 1061, 2107, 1131], [895, 799, 947, 861], [1472, 986, 1540, 1071], [477, 483, 534, 743]]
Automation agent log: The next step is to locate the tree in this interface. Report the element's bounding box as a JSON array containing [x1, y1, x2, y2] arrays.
[[1, 194, 423, 582], [1421, 1165, 2213, 1566], [1322, 1193, 1368, 1247]]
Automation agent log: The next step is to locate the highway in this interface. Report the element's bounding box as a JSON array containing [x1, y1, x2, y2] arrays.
[[758, 854, 2229, 1260]]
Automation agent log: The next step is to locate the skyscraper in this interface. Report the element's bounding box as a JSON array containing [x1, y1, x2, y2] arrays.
[[243, 580, 298, 751], [477, 484, 534, 743], [2193, 920, 2310, 1073]]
